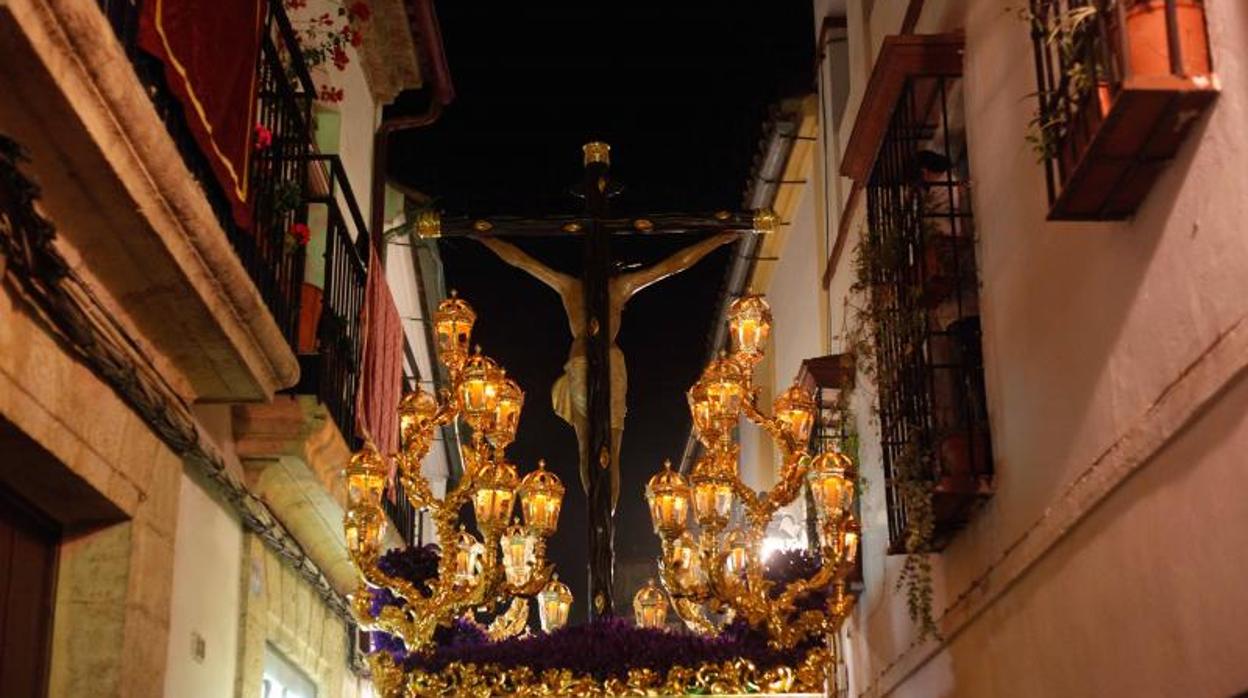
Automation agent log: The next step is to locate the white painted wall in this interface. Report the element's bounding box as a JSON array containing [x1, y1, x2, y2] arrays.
[[163, 470, 243, 698], [794, 0, 1248, 695], [768, 186, 823, 382]]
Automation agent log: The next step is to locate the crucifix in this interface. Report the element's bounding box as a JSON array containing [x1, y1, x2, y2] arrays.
[[416, 143, 775, 618]]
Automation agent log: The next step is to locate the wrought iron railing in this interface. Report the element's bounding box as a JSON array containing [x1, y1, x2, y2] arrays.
[[302, 154, 369, 447], [95, 0, 314, 348], [1029, 0, 1122, 202], [1028, 0, 1214, 207], [862, 75, 993, 553]]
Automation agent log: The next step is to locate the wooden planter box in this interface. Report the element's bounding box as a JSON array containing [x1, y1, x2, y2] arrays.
[[1046, 0, 1219, 220]]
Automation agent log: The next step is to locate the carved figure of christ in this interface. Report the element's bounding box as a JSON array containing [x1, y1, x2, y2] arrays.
[[478, 233, 735, 512]]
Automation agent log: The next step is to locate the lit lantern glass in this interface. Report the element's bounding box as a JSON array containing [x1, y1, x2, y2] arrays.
[[459, 351, 504, 433], [686, 379, 721, 446], [519, 460, 564, 536], [838, 517, 861, 565], [807, 450, 855, 522], [472, 460, 519, 533], [489, 376, 524, 449], [726, 295, 772, 367], [667, 531, 705, 591], [344, 506, 386, 556], [774, 383, 816, 445], [344, 447, 389, 509], [633, 578, 670, 629], [433, 291, 476, 370], [398, 388, 439, 456], [645, 459, 690, 539], [500, 519, 537, 587], [453, 527, 485, 587], [689, 465, 734, 531], [537, 574, 573, 632], [700, 356, 747, 434], [723, 527, 753, 578]]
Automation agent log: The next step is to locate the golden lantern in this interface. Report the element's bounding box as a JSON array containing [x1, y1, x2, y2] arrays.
[[722, 526, 752, 578], [726, 294, 772, 367], [453, 527, 485, 586], [398, 388, 439, 456], [807, 450, 855, 522], [537, 574, 573, 632], [434, 291, 476, 370], [633, 578, 670, 629], [774, 383, 816, 446], [689, 464, 734, 531], [489, 375, 524, 449], [645, 459, 690, 539], [345, 446, 388, 509], [344, 506, 386, 556], [700, 355, 747, 435], [518, 460, 564, 536], [343, 447, 389, 555], [666, 531, 705, 592], [472, 460, 519, 533], [459, 350, 504, 434], [501, 519, 537, 587], [687, 379, 722, 446]]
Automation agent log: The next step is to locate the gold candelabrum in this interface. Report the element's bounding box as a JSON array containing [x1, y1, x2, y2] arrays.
[[344, 293, 570, 654], [638, 295, 860, 649]]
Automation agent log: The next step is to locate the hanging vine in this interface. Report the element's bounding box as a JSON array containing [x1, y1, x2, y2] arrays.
[[840, 221, 940, 641]]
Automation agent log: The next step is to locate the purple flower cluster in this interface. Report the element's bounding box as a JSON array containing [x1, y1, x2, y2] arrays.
[[400, 618, 816, 681], [377, 544, 441, 598]]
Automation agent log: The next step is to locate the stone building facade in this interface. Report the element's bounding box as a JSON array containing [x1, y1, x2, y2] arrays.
[[0, 0, 444, 694]]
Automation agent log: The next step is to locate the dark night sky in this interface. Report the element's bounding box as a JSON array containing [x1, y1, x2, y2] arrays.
[[388, 2, 813, 617]]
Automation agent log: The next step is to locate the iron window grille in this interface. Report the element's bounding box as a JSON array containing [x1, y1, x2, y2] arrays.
[[861, 76, 994, 554]]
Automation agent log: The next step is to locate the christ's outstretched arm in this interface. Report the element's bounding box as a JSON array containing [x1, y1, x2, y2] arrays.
[[615, 232, 738, 299], [477, 237, 577, 296]]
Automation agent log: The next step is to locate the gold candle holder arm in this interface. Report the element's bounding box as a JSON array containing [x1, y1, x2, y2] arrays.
[[671, 597, 718, 636]]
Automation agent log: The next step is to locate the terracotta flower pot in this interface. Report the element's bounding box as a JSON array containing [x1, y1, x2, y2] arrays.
[[1120, 0, 1210, 78], [1057, 82, 1113, 179], [297, 283, 324, 353]]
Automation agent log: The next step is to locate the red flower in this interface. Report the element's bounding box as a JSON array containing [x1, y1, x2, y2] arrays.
[[289, 223, 311, 246], [331, 45, 349, 70], [284, 0, 306, 9], [253, 123, 272, 151], [318, 85, 345, 103], [349, 27, 363, 47], [348, 1, 371, 22]]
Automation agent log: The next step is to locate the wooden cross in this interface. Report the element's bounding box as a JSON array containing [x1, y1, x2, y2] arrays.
[[417, 143, 773, 619]]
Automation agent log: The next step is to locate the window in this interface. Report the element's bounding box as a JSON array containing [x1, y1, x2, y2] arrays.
[[860, 74, 994, 553], [262, 644, 317, 698]]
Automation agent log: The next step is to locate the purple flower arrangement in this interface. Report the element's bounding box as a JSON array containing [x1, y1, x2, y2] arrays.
[[401, 618, 817, 681], [364, 545, 823, 678]]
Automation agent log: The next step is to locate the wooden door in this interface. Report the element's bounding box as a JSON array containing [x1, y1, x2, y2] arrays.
[[0, 488, 59, 697]]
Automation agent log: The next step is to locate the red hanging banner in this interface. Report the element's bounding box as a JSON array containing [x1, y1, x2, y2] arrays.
[[138, 0, 265, 229]]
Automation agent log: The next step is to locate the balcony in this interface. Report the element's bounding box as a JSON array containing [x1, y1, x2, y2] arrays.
[[0, 0, 311, 401], [1029, 0, 1218, 220]]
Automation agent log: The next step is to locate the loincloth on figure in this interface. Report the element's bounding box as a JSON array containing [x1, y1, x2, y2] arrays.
[[551, 348, 627, 429]]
